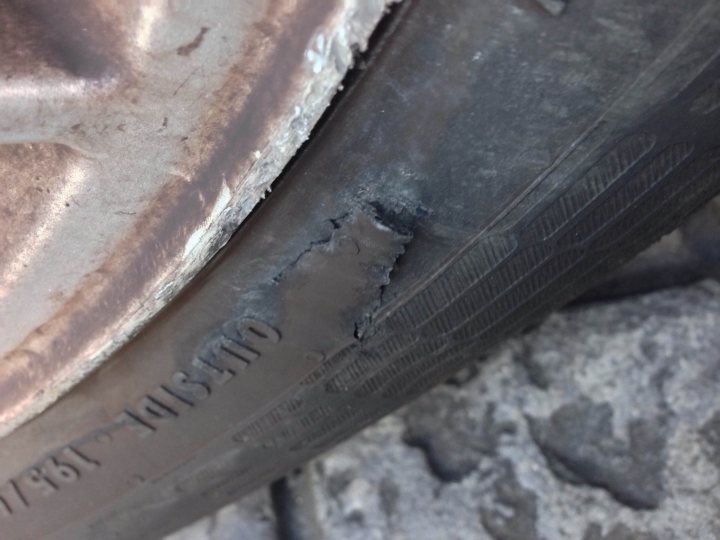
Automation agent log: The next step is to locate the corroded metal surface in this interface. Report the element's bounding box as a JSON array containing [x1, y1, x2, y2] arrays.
[[0, 0, 394, 437]]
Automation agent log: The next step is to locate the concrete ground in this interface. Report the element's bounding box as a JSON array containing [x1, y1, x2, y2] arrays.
[[166, 203, 720, 540]]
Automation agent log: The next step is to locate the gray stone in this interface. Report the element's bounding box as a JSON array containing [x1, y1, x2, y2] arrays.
[[402, 391, 515, 482], [700, 411, 720, 470], [480, 461, 541, 540], [164, 488, 276, 540], [295, 281, 720, 540], [583, 523, 658, 540], [528, 398, 666, 509]]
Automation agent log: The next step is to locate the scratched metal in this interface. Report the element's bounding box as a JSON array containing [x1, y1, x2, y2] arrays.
[[0, 0, 394, 438]]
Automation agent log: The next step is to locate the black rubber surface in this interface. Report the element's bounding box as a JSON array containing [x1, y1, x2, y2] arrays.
[[2, 1, 720, 538]]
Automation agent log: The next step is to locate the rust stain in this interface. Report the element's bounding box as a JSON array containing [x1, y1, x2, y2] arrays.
[[176, 26, 210, 57], [0, 0, 129, 78], [0, 0, 347, 435], [0, 144, 76, 269]]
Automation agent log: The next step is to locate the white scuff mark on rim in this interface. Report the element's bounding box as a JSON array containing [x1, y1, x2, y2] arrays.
[[128, 0, 405, 352], [182, 180, 232, 261], [147, 0, 405, 329]]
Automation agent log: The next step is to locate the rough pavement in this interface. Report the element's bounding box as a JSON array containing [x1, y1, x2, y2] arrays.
[[165, 488, 276, 540], [169, 277, 720, 540]]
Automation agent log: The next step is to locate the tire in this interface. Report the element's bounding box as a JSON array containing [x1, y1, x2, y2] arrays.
[[2, 1, 720, 538]]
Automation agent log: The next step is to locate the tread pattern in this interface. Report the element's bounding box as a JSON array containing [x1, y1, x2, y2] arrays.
[[232, 151, 720, 451], [233, 83, 720, 458], [692, 79, 720, 115]]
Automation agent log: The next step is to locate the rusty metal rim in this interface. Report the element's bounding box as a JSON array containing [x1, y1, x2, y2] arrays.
[[0, 0, 398, 439]]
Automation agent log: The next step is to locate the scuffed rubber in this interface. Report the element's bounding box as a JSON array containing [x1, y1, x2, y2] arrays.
[[0, 0, 719, 538]]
